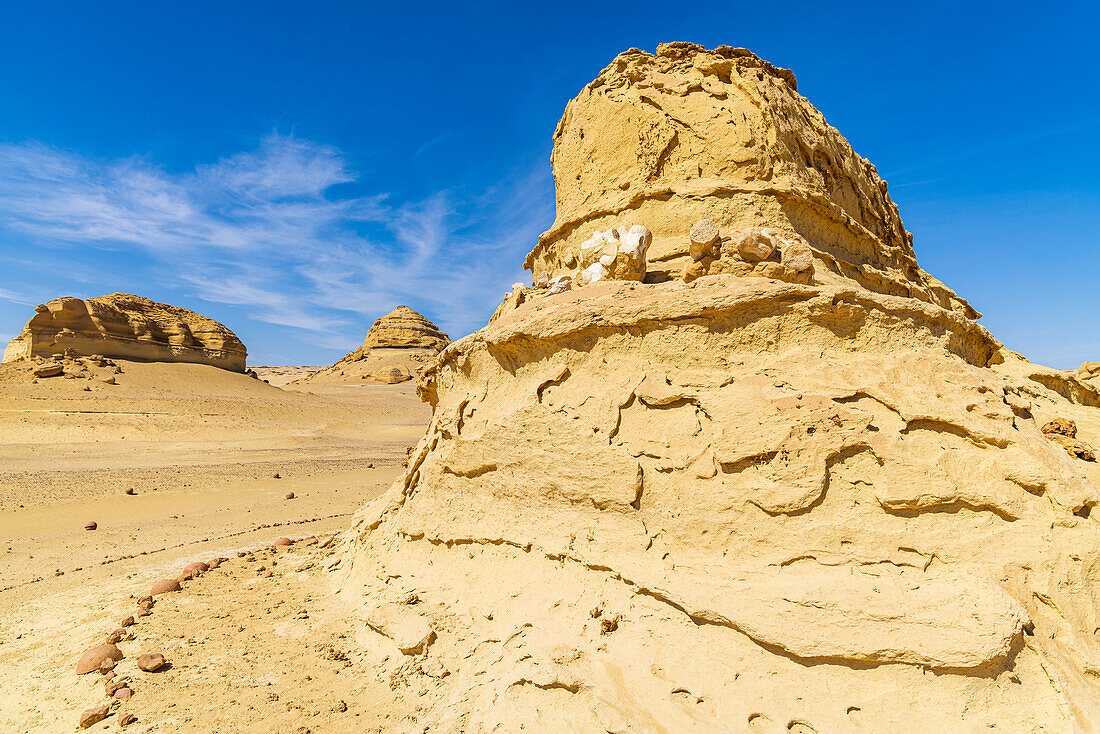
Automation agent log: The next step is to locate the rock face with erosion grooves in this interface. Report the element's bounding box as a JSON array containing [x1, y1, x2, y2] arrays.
[[2, 293, 246, 371], [333, 43, 1100, 732]]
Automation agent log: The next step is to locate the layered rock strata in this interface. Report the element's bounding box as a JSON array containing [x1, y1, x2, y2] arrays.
[[301, 306, 449, 385], [523, 42, 975, 318], [362, 306, 450, 352], [2, 294, 246, 372], [332, 44, 1100, 732]]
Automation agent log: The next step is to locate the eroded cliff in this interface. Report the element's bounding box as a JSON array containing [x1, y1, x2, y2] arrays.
[[329, 44, 1100, 732]]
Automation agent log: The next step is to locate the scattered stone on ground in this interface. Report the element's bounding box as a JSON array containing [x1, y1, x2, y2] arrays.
[[182, 561, 208, 579], [151, 579, 181, 595], [33, 361, 64, 378], [77, 705, 109, 729], [75, 644, 123, 675], [137, 653, 166, 672]]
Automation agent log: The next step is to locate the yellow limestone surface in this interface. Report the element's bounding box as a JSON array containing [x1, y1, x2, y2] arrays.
[[330, 45, 1100, 732], [2, 293, 246, 372]]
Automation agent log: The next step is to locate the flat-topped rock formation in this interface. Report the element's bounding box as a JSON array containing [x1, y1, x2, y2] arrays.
[[3, 293, 246, 372], [330, 43, 1100, 732], [296, 306, 449, 386]]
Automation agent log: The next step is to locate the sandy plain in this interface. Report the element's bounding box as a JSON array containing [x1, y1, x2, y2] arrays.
[[0, 357, 430, 732]]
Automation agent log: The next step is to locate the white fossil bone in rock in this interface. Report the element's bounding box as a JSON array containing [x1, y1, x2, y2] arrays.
[[578, 224, 651, 284]]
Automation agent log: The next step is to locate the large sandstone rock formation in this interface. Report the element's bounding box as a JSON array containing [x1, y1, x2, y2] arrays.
[[524, 42, 975, 318], [332, 44, 1100, 732], [361, 306, 450, 353], [299, 306, 450, 386], [2, 293, 246, 372]]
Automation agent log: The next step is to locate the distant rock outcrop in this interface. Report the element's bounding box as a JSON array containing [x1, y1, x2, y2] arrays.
[[298, 306, 449, 386], [2, 293, 246, 372], [362, 306, 450, 352], [332, 43, 1100, 732]]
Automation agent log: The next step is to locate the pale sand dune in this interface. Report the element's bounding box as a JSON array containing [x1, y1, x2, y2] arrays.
[[0, 357, 429, 732], [250, 365, 322, 387], [290, 347, 438, 387]]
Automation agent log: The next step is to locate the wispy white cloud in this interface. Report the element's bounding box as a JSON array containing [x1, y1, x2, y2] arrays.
[[0, 133, 554, 355], [0, 287, 37, 306], [412, 132, 452, 160]]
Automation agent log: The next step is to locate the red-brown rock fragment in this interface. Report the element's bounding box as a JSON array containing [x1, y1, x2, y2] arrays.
[[151, 578, 181, 595], [1042, 418, 1097, 461], [182, 561, 208, 579], [137, 652, 166, 672], [76, 644, 123, 675], [78, 705, 109, 728]]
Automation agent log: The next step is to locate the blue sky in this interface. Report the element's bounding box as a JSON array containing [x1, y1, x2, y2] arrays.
[[0, 1, 1097, 367]]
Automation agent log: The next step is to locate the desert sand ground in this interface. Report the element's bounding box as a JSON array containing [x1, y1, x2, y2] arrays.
[[0, 357, 430, 732], [251, 366, 323, 387], [290, 347, 439, 388]]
